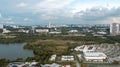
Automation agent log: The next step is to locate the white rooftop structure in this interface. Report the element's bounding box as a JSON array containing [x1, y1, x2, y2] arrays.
[[3, 28, 11, 33], [49, 31, 61, 34], [97, 31, 107, 35], [36, 29, 49, 33], [7, 62, 26, 67], [50, 54, 56, 61], [69, 30, 78, 33], [61, 55, 74, 61], [84, 52, 107, 57], [74, 45, 96, 52], [84, 52, 107, 62], [41, 63, 61, 67]]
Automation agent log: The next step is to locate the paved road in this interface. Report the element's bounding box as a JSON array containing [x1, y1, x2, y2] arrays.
[[75, 54, 81, 67], [76, 60, 81, 67]]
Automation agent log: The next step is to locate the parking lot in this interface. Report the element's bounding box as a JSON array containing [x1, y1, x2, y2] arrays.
[[96, 43, 120, 63]]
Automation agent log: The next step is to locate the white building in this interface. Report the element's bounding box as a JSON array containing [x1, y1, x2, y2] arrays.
[[11, 25, 19, 28], [8, 62, 38, 67], [25, 62, 38, 67], [83, 52, 107, 62], [18, 29, 29, 33], [48, 22, 51, 28], [110, 23, 120, 35], [49, 31, 61, 34], [2, 28, 11, 33], [68, 30, 78, 33], [74, 45, 96, 52], [97, 31, 107, 35], [36, 29, 49, 33], [7, 62, 26, 67], [41, 63, 61, 67], [50, 54, 56, 61], [0, 24, 3, 29], [61, 55, 74, 61], [62, 65, 71, 67]]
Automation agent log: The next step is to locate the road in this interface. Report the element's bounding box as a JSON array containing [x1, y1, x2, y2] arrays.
[[76, 60, 81, 67], [75, 54, 81, 67]]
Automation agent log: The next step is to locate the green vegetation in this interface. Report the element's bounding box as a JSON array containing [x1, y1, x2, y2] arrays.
[[0, 33, 119, 44], [0, 59, 9, 67], [1, 33, 120, 64], [24, 39, 80, 63], [112, 60, 119, 65]]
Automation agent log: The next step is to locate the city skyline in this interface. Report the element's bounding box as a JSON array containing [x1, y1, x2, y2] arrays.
[[0, 0, 120, 25]]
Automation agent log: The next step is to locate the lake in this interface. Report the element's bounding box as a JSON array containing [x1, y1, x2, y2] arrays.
[[0, 43, 34, 60]]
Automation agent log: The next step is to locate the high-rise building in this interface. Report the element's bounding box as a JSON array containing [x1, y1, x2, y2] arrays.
[[110, 23, 120, 35], [0, 24, 3, 29], [48, 22, 51, 28]]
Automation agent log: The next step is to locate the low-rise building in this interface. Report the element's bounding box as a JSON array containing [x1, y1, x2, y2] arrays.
[[50, 54, 56, 61], [68, 30, 78, 33], [62, 65, 71, 67], [36, 29, 49, 33], [83, 52, 107, 62], [74, 45, 96, 52], [61, 55, 74, 61], [8, 62, 38, 67], [41, 63, 61, 67], [2, 28, 11, 33], [97, 31, 107, 35], [25, 62, 38, 67], [7, 62, 26, 67], [18, 29, 29, 33], [49, 31, 61, 34]]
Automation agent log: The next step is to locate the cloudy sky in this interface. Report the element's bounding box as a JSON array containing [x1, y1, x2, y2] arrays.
[[0, 0, 120, 25]]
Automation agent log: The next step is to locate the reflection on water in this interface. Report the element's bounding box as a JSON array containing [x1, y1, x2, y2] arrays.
[[0, 43, 34, 60]]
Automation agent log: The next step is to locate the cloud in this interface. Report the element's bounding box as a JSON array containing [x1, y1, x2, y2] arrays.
[[70, 0, 120, 14], [17, 2, 28, 8], [40, 14, 58, 20], [73, 6, 120, 24], [5, 17, 13, 21], [35, 0, 74, 11], [24, 17, 29, 21], [0, 21, 15, 24], [1, 0, 120, 25], [0, 13, 2, 18], [102, 17, 120, 24]]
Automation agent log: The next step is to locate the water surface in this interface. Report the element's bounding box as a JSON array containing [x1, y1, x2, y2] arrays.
[[0, 43, 34, 60]]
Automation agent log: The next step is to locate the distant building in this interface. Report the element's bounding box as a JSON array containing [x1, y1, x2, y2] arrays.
[[36, 29, 49, 33], [97, 31, 107, 35], [62, 65, 71, 67], [25, 62, 38, 67], [61, 55, 74, 61], [0, 24, 3, 33], [68, 30, 78, 33], [110, 23, 120, 35], [8, 62, 38, 67], [49, 31, 61, 34], [29, 26, 36, 34], [74, 45, 96, 52], [0, 24, 3, 29], [41, 63, 61, 67], [11, 25, 19, 28], [18, 29, 29, 33], [83, 52, 107, 62], [49, 54, 56, 61], [48, 22, 51, 28], [7, 62, 26, 67], [2, 28, 11, 33], [106, 28, 110, 34]]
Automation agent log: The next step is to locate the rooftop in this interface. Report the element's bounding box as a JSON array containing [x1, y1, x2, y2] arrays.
[[84, 52, 107, 57]]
